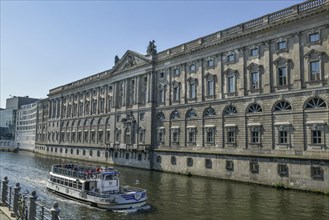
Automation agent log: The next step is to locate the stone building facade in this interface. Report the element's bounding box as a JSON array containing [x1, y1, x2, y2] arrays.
[[15, 101, 38, 151], [35, 0, 329, 192]]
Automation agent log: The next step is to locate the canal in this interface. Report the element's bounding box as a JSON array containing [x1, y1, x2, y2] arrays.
[[0, 151, 328, 220]]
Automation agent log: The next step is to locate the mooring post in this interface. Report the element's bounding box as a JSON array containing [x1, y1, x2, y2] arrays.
[[50, 202, 60, 220], [13, 182, 21, 216], [29, 190, 37, 220], [1, 176, 8, 204]]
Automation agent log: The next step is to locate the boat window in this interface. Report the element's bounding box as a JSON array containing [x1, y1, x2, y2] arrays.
[[104, 175, 113, 180]]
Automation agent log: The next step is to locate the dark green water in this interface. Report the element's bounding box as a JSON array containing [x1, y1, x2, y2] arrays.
[[0, 151, 328, 220]]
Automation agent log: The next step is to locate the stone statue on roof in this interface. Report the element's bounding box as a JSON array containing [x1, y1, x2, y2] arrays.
[[114, 55, 120, 65], [147, 40, 157, 55]]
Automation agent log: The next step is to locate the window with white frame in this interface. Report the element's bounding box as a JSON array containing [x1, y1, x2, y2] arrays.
[[310, 61, 320, 81], [189, 82, 196, 99], [304, 49, 323, 82], [115, 129, 121, 143], [171, 127, 180, 143], [205, 126, 215, 144], [249, 126, 261, 144], [250, 48, 259, 57], [189, 63, 196, 73], [227, 75, 235, 93], [158, 128, 165, 144], [278, 66, 287, 86], [308, 32, 320, 43], [227, 54, 235, 63], [204, 73, 215, 97], [225, 126, 236, 144], [187, 127, 196, 143], [274, 57, 290, 88], [172, 81, 181, 102], [276, 40, 287, 51], [251, 72, 259, 89], [174, 67, 180, 75], [139, 127, 145, 143], [159, 85, 165, 104], [206, 58, 214, 68], [247, 63, 261, 91]]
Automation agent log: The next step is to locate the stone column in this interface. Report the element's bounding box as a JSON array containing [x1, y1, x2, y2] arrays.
[[1, 176, 8, 204], [29, 190, 37, 220], [13, 182, 21, 216]]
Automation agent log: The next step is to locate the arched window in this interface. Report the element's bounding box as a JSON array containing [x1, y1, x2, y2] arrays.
[[273, 101, 292, 111], [170, 110, 180, 120], [247, 103, 262, 113], [305, 97, 326, 109], [224, 105, 237, 115], [157, 112, 165, 121], [186, 109, 197, 119], [204, 107, 216, 117]]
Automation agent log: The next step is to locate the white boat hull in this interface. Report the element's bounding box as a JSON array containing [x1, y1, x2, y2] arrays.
[[47, 181, 147, 210]]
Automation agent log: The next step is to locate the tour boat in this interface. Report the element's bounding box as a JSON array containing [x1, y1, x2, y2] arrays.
[[46, 164, 148, 210]]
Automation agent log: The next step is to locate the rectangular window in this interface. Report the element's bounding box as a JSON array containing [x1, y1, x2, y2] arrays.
[[311, 166, 323, 180], [188, 129, 195, 143], [227, 54, 234, 62], [189, 64, 195, 73], [159, 89, 165, 103], [309, 33, 320, 43], [226, 160, 234, 171], [139, 112, 145, 121], [139, 132, 144, 143], [207, 80, 214, 96], [115, 132, 120, 142], [189, 83, 196, 99], [173, 87, 180, 101], [227, 131, 235, 143], [187, 157, 193, 167], [207, 129, 214, 143], [312, 130, 321, 144], [251, 72, 259, 89], [159, 131, 164, 143], [310, 61, 320, 81], [174, 68, 180, 75], [250, 48, 258, 57], [251, 130, 259, 143], [116, 115, 120, 122], [278, 164, 289, 177], [207, 59, 214, 68], [228, 76, 235, 93], [250, 161, 259, 174], [278, 67, 287, 86], [172, 130, 179, 143], [279, 130, 288, 144], [205, 159, 212, 169], [277, 41, 287, 50]]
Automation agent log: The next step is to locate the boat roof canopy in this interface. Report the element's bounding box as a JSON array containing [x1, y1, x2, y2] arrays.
[[101, 171, 119, 175]]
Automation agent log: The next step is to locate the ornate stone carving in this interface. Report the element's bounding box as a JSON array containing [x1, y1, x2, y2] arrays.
[[147, 40, 157, 55]]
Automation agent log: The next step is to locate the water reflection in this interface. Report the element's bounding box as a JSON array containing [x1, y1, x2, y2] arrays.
[[0, 151, 328, 220]]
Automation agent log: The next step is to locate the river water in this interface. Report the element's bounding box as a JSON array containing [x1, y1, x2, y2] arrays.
[[0, 151, 328, 220]]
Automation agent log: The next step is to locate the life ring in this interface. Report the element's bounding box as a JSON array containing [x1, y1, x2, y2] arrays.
[[65, 188, 69, 194], [56, 186, 60, 191]]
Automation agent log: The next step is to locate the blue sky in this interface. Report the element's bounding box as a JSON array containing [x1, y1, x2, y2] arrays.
[[0, 0, 303, 108]]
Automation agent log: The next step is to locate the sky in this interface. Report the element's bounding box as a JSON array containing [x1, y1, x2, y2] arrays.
[[0, 0, 304, 108]]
